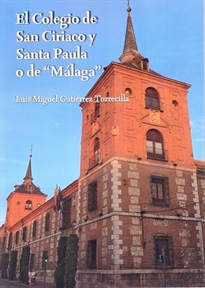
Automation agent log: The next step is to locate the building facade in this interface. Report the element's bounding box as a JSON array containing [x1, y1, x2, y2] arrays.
[[1, 4, 205, 288]]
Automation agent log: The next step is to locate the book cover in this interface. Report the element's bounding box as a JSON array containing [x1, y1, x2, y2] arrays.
[[0, 0, 204, 286]]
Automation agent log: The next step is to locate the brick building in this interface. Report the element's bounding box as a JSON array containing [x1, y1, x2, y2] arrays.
[[0, 4, 205, 288]]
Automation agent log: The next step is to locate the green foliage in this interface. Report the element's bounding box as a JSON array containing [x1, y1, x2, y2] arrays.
[[20, 245, 30, 283], [1, 253, 9, 279], [55, 236, 68, 288], [9, 250, 18, 280], [64, 234, 79, 288]]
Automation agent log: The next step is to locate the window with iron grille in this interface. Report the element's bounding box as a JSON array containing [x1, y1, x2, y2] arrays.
[[94, 138, 100, 162], [45, 213, 50, 232], [15, 231, 19, 244], [62, 197, 72, 229], [42, 251, 48, 269], [25, 200, 32, 210], [8, 233, 12, 250], [87, 239, 97, 269], [154, 236, 173, 268], [88, 181, 97, 211], [145, 87, 160, 110], [146, 129, 165, 160], [32, 220, 37, 237], [22, 227, 27, 242], [89, 138, 100, 169], [150, 176, 170, 206]]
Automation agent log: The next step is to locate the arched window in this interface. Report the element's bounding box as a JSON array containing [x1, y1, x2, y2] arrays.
[[146, 129, 165, 160], [94, 137, 100, 162], [145, 87, 160, 110], [25, 200, 32, 210]]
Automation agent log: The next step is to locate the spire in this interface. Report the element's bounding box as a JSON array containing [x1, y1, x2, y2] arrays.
[[14, 149, 45, 195], [23, 149, 33, 181], [119, 2, 140, 63]]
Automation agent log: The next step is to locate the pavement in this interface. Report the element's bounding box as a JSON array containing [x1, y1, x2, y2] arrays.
[[1, 279, 205, 288], [0, 279, 55, 288]]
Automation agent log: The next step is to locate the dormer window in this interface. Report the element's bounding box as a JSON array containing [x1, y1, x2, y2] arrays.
[[141, 58, 149, 71], [145, 87, 160, 110], [25, 200, 32, 210]]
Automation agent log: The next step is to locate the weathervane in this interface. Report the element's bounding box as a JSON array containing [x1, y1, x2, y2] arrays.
[[127, 0, 131, 12], [29, 144, 33, 158]]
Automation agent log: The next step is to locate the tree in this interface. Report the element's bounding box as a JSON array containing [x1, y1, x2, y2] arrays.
[[1, 253, 9, 279], [55, 236, 68, 288], [64, 234, 79, 288], [19, 245, 30, 283], [9, 250, 18, 280]]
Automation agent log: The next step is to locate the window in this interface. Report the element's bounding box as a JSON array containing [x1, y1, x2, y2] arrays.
[[94, 138, 100, 162], [45, 213, 50, 232], [22, 227, 27, 242], [32, 220, 37, 237], [15, 231, 19, 244], [154, 236, 173, 268], [87, 239, 97, 269], [146, 129, 165, 160], [95, 102, 100, 118], [172, 100, 178, 108], [150, 176, 170, 206], [89, 138, 100, 169], [42, 251, 48, 269], [8, 233, 12, 250], [125, 87, 132, 96], [145, 87, 160, 110], [62, 197, 72, 229], [91, 102, 100, 123], [25, 200, 32, 210], [88, 181, 98, 211]]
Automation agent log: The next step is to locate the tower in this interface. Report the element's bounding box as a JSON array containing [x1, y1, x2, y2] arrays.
[[76, 3, 205, 287], [5, 154, 47, 229]]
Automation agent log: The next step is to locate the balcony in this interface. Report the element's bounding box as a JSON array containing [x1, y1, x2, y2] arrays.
[[89, 156, 99, 170]]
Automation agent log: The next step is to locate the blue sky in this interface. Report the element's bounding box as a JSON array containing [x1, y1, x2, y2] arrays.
[[0, 0, 204, 225]]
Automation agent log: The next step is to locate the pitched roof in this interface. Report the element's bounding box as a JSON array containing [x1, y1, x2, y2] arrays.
[[14, 182, 45, 195], [14, 154, 45, 195]]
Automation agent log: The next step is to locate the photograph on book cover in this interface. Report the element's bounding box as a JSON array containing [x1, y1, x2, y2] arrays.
[[0, 0, 204, 287]]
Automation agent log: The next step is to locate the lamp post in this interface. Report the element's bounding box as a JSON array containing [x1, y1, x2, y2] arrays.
[[43, 257, 48, 288]]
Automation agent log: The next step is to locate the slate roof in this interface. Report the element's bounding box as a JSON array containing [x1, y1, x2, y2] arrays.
[[14, 155, 46, 195]]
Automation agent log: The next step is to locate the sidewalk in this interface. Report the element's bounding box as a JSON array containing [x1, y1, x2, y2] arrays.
[[0, 278, 55, 287]]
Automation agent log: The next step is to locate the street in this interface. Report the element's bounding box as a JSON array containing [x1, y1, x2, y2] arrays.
[[0, 279, 26, 287]]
